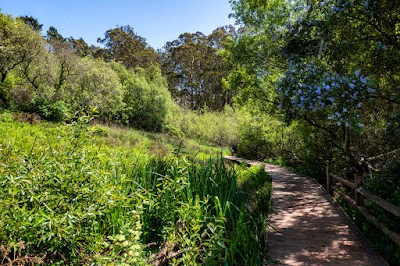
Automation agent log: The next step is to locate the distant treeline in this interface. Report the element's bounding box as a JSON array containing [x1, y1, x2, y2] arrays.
[[0, 13, 237, 130]]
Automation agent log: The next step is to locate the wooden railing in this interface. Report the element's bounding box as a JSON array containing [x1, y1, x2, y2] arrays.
[[326, 165, 400, 247]]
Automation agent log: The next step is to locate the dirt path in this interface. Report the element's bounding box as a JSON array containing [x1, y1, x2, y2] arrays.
[[224, 156, 387, 266]]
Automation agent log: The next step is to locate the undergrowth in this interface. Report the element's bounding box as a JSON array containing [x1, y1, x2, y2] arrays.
[[0, 117, 272, 265]]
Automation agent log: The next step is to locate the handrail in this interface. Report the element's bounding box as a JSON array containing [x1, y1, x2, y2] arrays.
[[329, 173, 357, 189], [357, 187, 400, 217], [357, 206, 400, 247], [326, 164, 400, 247]]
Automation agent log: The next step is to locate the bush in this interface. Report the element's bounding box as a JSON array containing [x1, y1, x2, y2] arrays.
[[30, 95, 50, 119], [234, 110, 289, 162], [24, 97, 71, 122], [122, 66, 175, 132], [178, 107, 239, 147], [0, 111, 13, 122], [48, 100, 70, 122], [237, 122, 272, 160]]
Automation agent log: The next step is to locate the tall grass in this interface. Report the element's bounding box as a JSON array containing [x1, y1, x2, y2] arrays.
[[0, 118, 272, 265]]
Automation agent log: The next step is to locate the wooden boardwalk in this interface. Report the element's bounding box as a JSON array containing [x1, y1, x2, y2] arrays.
[[224, 156, 387, 266]]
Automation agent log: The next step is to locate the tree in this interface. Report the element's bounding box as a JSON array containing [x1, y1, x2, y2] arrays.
[[11, 35, 51, 108], [46, 26, 66, 42], [17, 15, 43, 31], [0, 13, 46, 106], [229, 0, 400, 174], [277, 0, 400, 172], [46, 39, 80, 99], [224, 0, 293, 112], [62, 58, 124, 119], [161, 27, 234, 110], [98, 25, 158, 69], [67, 37, 91, 57]]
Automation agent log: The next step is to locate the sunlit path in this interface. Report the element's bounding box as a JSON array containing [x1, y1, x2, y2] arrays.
[[224, 156, 387, 266]]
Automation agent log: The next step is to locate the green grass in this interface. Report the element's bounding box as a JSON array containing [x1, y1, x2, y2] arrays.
[[89, 123, 231, 159], [0, 117, 272, 265]]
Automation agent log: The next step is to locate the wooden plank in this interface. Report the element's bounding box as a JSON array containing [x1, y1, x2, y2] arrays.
[[334, 190, 356, 207], [330, 173, 357, 189], [357, 186, 400, 217], [223, 156, 263, 167], [266, 164, 387, 265], [357, 206, 400, 247]]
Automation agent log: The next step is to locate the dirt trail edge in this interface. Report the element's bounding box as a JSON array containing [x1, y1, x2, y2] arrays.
[[224, 156, 387, 266]]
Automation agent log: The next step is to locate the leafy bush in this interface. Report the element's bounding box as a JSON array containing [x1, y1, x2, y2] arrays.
[[234, 109, 290, 162], [365, 162, 400, 206], [25, 96, 71, 122], [178, 107, 239, 147], [48, 100, 70, 122], [0, 111, 13, 122], [236, 122, 272, 160], [30, 95, 50, 118], [122, 66, 175, 132]]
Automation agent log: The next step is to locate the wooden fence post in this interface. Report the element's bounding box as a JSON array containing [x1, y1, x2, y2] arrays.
[[325, 161, 331, 195], [355, 174, 364, 206]]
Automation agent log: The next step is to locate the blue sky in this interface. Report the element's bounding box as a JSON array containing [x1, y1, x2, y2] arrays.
[[0, 0, 235, 49]]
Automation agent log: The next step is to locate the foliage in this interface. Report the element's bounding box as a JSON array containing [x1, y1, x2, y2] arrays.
[[121, 65, 175, 132], [0, 13, 45, 106], [0, 119, 272, 265], [339, 160, 400, 266], [0, 111, 13, 122], [98, 25, 158, 69], [17, 15, 43, 31], [230, 1, 400, 264], [173, 104, 295, 163], [63, 58, 125, 119], [161, 27, 235, 110], [177, 106, 239, 147], [28, 96, 71, 122], [236, 118, 278, 161], [225, 0, 291, 107], [229, 0, 400, 171], [277, 62, 375, 127], [67, 37, 93, 58]]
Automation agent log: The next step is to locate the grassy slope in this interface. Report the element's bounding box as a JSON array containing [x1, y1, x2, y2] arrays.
[[0, 118, 272, 265]]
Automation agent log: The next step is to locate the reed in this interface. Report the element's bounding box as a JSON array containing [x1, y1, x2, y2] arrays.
[[0, 119, 272, 265]]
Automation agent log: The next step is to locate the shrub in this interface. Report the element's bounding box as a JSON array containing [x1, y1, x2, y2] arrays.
[[48, 100, 70, 122], [122, 66, 175, 132], [237, 122, 272, 160], [0, 111, 13, 122], [30, 95, 50, 119], [178, 107, 239, 147]]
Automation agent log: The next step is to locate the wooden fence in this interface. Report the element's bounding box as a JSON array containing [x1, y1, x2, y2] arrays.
[[326, 165, 400, 247]]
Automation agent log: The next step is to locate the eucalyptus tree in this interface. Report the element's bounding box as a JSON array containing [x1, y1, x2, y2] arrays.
[[161, 27, 234, 110], [67, 37, 91, 57], [17, 15, 43, 31], [98, 25, 158, 69], [46, 26, 66, 42]]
